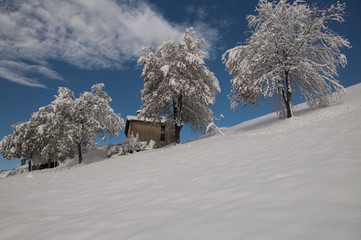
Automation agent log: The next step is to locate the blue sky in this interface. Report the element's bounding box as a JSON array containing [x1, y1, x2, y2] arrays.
[[1, 0, 360, 170]]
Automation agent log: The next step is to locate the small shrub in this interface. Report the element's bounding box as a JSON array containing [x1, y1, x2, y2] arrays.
[[107, 134, 155, 157]]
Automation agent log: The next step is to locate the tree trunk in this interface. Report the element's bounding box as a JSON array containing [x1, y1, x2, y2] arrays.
[[173, 101, 179, 145], [284, 96, 292, 118], [173, 95, 183, 145], [282, 70, 293, 118], [48, 159, 51, 169], [28, 153, 33, 171], [174, 125, 181, 144], [77, 142, 83, 164]]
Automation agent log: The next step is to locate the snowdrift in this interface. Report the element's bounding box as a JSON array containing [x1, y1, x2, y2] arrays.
[[0, 83, 360, 240]]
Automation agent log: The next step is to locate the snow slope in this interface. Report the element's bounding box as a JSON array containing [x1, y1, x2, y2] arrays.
[[1, 84, 360, 240]]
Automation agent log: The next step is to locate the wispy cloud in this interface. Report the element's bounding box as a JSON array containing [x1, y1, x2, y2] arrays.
[[0, 65, 48, 88], [0, 0, 220, 88], [184, 5, 208, 20]]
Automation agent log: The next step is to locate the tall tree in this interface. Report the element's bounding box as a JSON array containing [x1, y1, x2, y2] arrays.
[[34, 87, 76, 167], [222, 0, 350, 118], [138, 28, 220, 143], [71, 83, 124, 163]]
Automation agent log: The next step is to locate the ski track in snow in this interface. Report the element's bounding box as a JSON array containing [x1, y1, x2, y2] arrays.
[[0, 84, 361, 240]]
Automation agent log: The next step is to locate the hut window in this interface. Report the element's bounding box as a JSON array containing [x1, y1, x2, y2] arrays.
[[160, 133, 166, 141]]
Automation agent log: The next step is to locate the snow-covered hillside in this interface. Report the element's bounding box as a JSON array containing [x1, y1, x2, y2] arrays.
[[1, 84, 360, 240]]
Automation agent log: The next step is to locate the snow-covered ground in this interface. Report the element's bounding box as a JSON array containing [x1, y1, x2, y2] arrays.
[[1, 83, 360, 240]]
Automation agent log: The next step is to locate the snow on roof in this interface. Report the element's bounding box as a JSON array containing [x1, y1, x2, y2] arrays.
[[126, 115, 166, 123]]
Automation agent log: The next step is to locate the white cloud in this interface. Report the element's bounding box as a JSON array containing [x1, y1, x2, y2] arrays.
[[0, 0, 220, 88], [0, 66, 47, 89], [0, 60, 65, 88]]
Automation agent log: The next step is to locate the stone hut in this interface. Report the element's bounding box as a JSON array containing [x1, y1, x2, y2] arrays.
[[124, 116, 180, 148]]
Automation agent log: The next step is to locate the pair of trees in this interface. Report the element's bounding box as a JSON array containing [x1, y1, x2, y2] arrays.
[[138, 0, 349, 144], [0, 84, 124, 169]]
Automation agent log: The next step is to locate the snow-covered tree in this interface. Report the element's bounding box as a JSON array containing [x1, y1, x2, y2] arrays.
[[36, 84, 124, 165], [0, 84, 124, 169], [71, 83, 124, 163], [31, 87, 76, 167], [0, 87, 76, 170], [138, 28, 220, 143], [0, 121, 39, 170], [222, 0, 350, 118]]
